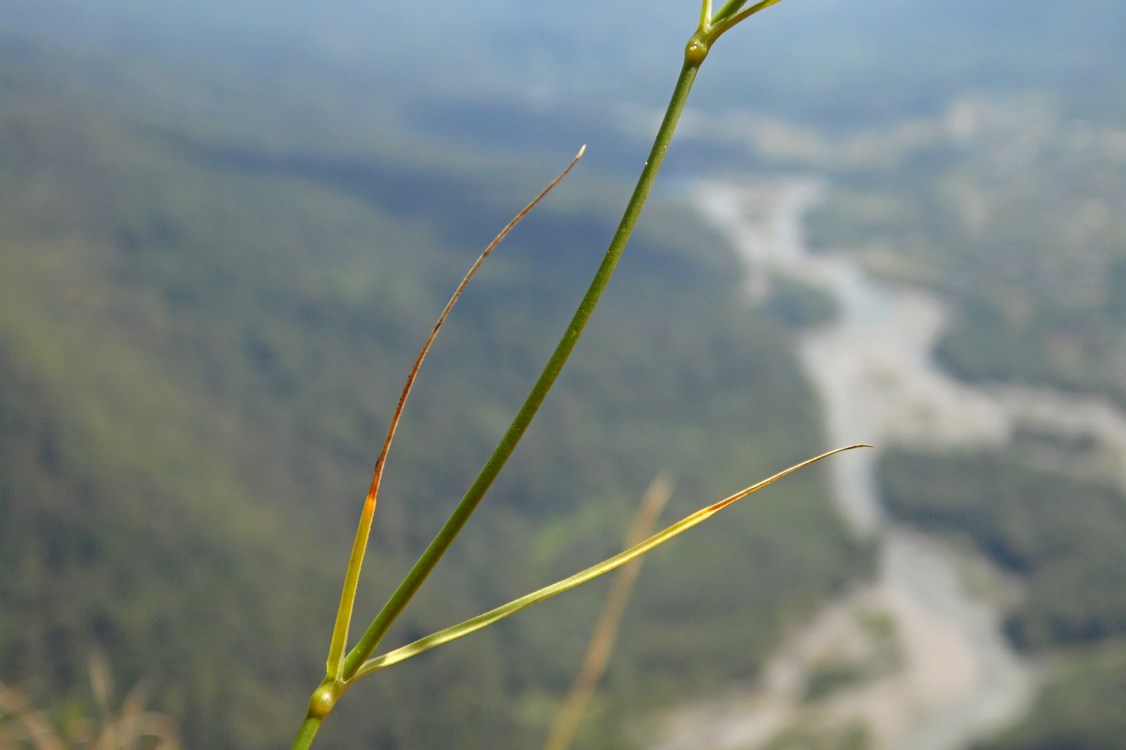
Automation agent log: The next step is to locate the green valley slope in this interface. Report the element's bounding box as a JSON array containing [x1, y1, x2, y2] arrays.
[[0, 35, 867, 749]]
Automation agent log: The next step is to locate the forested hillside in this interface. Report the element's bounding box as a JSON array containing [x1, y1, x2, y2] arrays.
[[0, 32, 867, 748], [7, 1, 1125, 747]]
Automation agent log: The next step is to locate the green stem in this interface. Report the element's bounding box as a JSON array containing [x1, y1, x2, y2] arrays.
[[291, 717, 322, 750], [339, 57, 704, 681]]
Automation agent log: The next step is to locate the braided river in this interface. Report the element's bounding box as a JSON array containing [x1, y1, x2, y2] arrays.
[[651, 176, 1126, 749]]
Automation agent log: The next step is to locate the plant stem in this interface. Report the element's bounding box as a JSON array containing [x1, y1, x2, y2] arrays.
[[339, 57, 703, 681], [291, 717, 322, 750]]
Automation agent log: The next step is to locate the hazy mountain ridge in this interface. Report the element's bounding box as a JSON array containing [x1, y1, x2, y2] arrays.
[[5, 0, 1125, 133]]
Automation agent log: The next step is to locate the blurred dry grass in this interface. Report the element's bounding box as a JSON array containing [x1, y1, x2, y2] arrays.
[[0, 654, 179, 750], [543, 475, 673, 750]]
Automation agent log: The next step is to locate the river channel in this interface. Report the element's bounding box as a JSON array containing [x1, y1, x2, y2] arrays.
[[647, 174, 1126, 749]]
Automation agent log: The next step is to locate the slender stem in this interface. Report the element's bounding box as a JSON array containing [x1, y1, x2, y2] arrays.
[[291, 717, 322, 750], [293, 2, 792, 742], [340, 58, 704, 680], [699, 0, 714, 30]]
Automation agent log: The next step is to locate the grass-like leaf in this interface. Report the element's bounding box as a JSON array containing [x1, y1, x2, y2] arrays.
[[324, 146, 587, 679], [353, 444, 868, 678]]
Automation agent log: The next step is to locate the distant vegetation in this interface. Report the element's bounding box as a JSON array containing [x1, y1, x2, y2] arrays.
[[879, 448, 1126, 750], [880, 449, 1126, 650], [7, 0, 1126, 746], [0, 32, 868, 749], [805, 92, 1126, 750], [805, 96, 1126, 408], [978, 643, 1126, 750]]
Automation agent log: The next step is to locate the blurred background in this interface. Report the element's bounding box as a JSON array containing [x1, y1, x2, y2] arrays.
[[1, 1, 1124, 748]]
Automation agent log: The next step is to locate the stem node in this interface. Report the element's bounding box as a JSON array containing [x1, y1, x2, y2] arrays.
[[306, 679, 343, 720], [685, 34, 710, 66]]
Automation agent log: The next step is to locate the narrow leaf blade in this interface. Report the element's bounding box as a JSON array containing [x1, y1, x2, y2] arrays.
[[353, 444, 868, 678]]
